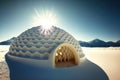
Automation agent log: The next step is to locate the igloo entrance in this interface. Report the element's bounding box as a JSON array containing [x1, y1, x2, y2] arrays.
[[54, 43, 79, 68]]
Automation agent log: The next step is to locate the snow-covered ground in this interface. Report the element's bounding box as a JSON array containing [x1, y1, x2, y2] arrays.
[[0, 45, 10, 80], [0, 45, 10, 62], [0, 45, 120, 80], [82, 47, 120, 80]]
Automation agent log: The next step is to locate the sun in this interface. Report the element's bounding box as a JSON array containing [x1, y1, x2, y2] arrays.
[[32, 9, 57, 35]]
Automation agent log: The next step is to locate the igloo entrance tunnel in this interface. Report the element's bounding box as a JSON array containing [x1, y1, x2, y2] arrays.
[[54, 43, 79, 67], [5, 26, 109, 80]]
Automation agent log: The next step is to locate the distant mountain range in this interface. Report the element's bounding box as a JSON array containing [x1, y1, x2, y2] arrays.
[[0, 37, 16, 45], [79, 39, 120, 47], [0, 37, 120, 47]]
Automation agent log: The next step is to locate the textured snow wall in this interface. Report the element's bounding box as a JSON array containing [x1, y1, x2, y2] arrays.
[[7, 26, 84, 60]]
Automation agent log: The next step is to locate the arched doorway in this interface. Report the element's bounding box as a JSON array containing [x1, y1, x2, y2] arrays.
[[53, 43, 79, 68]]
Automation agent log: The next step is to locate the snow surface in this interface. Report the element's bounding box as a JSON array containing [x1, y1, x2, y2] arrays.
[[0, 45, 10, 61], [0, 45, 10, 80], [0, 45, 120, 80], [82, 47, 120, 80]]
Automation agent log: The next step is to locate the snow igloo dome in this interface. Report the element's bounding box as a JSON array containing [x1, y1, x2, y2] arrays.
[[7, 26, 85, 68]]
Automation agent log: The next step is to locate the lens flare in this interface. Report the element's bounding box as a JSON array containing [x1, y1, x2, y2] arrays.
[[32, 9, 57, 35]]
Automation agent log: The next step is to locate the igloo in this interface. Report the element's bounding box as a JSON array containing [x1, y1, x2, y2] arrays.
[[5, 26, 109, 80]]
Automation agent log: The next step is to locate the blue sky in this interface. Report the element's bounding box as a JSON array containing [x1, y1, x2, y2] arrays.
[[0, 0, 120, 42]]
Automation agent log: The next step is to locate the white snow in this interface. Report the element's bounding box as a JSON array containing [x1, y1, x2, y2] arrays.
[[0, 45, 10, 80], [82, 47, 120, 80], [0, 45, 120, 80], [0, 45, 10, 62]]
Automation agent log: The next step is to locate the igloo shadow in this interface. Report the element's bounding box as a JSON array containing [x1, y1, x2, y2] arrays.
[[6, 54, 109, 80]]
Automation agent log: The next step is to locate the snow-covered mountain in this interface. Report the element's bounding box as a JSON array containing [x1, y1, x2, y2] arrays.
[[0, 37, 16, 45], [79, 39, 120, 47], [116, 40, 120, 44], [89, 39, 107, 47]]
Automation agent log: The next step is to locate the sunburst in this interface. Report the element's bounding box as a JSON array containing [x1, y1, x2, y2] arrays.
[[32, 9, 57, 35]]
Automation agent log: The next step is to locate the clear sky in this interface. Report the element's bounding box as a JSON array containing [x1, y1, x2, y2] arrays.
[[0, 0, 120, 42]]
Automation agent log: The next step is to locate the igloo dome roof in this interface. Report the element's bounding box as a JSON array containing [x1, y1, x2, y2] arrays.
[[8, 26, 84, 60]]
